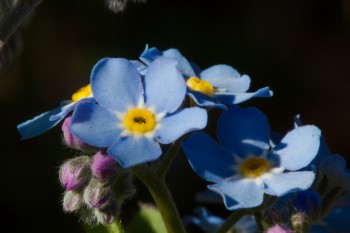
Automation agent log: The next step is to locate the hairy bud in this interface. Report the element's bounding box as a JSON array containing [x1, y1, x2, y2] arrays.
[[266, 224, 293, 233], [63, 191, 82, 213], [59, 156, 92, 191], [105, 0, 146, 14], [83, 178, 114, 209], [62, 117, 91, 150]]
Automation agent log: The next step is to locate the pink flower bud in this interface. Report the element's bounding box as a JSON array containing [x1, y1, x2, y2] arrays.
[[266, 224, 293, 233], [62, 117, 91, 150], [91, 151, 118, 183], [59, 156, 91, 191], [63, 191, 82, 213]]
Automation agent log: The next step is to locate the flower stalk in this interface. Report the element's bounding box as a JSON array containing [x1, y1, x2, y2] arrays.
[[132, 164, 186, 233]]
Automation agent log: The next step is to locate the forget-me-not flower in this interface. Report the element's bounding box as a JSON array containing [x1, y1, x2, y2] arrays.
[[140, 46, 273, 109], [70, 57, 207, 168], [182, 106, 321, 210], [17, 84, 93, 140]]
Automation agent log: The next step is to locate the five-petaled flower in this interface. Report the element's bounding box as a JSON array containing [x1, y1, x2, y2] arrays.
[[140, 46, 273, 109], [182, 106, 321, 210], [70, 57, 207, 168]]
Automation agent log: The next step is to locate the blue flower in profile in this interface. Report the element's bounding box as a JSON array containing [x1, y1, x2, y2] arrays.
[[70, 57, 207, 168], [17, 84, 94, 140], [140, 46, 273, 109], [182, 106, 321, 210], [319, 155, 350, 193]]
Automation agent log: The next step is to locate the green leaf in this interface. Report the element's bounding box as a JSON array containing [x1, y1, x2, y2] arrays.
[[128, 204, 167, 233], [84, 220, 125, 233]]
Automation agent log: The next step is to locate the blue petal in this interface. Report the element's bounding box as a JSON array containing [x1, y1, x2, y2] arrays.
[[49, 102, 75, 121], [70, 102, 121, 147], [182, 132, 236, 183], [108, 136, 161, 168], [139, 45, 162, 64], [144, 58, 186, 113], [263, 171, 315, 196], [187, 92, 227, 110], [17, 106, 63, 139], [162, 48, 196, 77], [271, 125, 321, 171], [156, 107, 207, 144], [208, 178, 264, 210], [217, 106, 270, 158], [319, 155, 350, 192], [200, 65, 250, 93], [130, 60, 148, 75], [214, 86, 273, 105], [91, 58, 143, 112]]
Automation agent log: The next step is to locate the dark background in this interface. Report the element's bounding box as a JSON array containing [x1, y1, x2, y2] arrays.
[[1, 0, 350, 232]]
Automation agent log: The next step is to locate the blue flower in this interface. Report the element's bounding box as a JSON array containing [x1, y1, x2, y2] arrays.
[[182, 106, 321, 210], [183, 207, 258, 233], [140, 46, 273, 109], [311, 195, 350, 233], [17, 84, 94, 140], [319, 155, 350, 193], [70, 57, 207, 168]]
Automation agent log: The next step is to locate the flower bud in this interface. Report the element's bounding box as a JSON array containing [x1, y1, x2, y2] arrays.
[[63, 191, 82, 213], [265, 208, 284, 225], [292, 191, 321, 217], [290, 212, 308, 230], [59, 156, 92, 191], [91, 151, 118, 183], [266, 224, 293, 233], [94, 199, 119, 225], [62, 117, 91, 150], [84, 178, 114, 209]]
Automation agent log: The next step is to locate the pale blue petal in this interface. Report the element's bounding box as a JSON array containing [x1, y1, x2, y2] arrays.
[[144, 58, 186, 113], [208, 178, 264, 210], [200, 65, 250, 93], [70, 102, 121, 147], [217, 106, 270, 158], [263, 171, 315, 196], [130, 60, 148, 75], [108, 136, 161, 168], [163, 48, 196, 77], [156, 107, 207, 144], [214, 86, 273, 105], [91, 58, 143, 112], [187, 92, 227, 110], [17, 107, 63, 139], [182, 132, 236, 183], [271, 125, 321, 171]]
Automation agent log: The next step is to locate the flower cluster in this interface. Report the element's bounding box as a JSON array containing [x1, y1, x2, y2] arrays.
[[17, 46, 350, 233]]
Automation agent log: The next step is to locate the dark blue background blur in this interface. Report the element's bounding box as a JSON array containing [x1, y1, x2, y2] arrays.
[[1, 0, 350, 232]]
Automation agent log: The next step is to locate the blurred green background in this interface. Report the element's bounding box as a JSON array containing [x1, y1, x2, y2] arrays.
[[1, 0, 350, 232]]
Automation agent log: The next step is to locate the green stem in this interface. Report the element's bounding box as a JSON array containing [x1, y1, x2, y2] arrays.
[[132, 165, 187, 233], [215, 210, 247, 233], [156, 140, 182, 179]]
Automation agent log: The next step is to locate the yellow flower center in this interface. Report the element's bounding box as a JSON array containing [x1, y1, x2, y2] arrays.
[[240, 157, 270, 178], [123, 108, 157, 134], [186, 77, 214, 95], [71, 84, 92, 102]]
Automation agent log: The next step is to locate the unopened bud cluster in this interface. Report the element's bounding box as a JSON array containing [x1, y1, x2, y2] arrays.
[[59, 151, 135, 225]]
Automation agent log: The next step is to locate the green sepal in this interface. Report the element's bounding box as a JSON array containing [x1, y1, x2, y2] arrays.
[[128, 204, 167, 233], [84, 220, 125, 233]]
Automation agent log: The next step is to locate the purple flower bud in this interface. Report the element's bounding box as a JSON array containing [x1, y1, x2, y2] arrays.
[[91, 151, 118, 183], [62, 117, 90, 150], [59, 156, 92, 191], [292, 191, 321, 217], [83, 178, 114, 209], [63, 191, 82, 213], [266, 224, 293, 233]]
